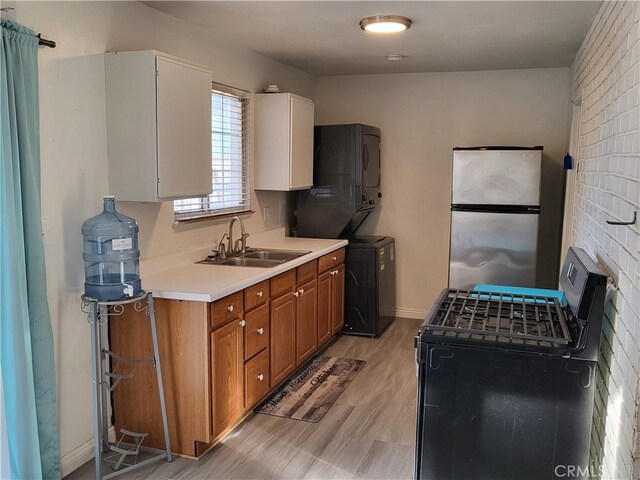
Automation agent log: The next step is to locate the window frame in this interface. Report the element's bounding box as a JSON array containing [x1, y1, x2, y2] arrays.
[[173, 82, 252, 223]]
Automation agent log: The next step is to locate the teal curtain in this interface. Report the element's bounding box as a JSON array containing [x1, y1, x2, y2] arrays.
[[0, 19, 60, 480]]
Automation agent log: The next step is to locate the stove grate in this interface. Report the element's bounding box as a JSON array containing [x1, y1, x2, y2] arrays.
[[425, 289, 572, 346]]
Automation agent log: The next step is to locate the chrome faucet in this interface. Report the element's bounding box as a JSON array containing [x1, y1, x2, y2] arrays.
[[215, 232, 228, 260], [228, 216, 249, 255]]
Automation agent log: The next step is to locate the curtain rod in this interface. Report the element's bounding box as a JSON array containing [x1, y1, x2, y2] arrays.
[[0, 8, 56, 48], [37, 34, 56, 48]]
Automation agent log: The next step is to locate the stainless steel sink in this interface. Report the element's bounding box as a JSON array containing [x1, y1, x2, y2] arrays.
[[196, 248, 310, 268], [217, 257, 283, 268], [242, 249, 310, 262]]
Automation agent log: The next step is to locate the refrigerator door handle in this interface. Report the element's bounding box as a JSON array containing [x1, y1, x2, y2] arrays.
[[451, 204, 540, 213]]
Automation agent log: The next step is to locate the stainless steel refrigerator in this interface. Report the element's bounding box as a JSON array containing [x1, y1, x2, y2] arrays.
[[449, 146, 542, 290]]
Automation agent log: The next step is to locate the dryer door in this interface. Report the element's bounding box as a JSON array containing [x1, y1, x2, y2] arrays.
[[362, 134, 380, 199]]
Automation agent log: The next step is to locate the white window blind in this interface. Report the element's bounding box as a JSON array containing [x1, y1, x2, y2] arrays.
[[174, 84, 251, 220]]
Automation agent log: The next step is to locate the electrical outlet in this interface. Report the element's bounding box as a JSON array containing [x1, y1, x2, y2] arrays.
[[263, 206, 271, 222]]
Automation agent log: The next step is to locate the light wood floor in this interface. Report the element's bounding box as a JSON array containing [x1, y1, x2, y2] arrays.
[[67, 318, 421, 480]]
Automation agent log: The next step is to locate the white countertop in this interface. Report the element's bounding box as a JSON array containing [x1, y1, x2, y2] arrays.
[[140, 228, 348, 302]]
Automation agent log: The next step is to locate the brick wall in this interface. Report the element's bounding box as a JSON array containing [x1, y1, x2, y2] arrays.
[[570, 1, 640, 479]]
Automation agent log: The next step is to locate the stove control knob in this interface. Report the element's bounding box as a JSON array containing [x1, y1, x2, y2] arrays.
[[362, 194, 368, 202]]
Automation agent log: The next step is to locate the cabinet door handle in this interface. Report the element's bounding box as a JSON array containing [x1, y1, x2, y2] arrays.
[[227, 305, 234, 312], [239, 319, 246, 327], [257, 327, 264, 335], [299, 288, 304, 295], [257, 373, 264, 381], [293, 291, 299, 297], [330, 270, 337, 276], [257, 291, 263, 298]]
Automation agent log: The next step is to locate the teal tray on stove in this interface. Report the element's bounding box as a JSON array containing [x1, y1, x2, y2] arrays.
[[472, 284, 567, 307]]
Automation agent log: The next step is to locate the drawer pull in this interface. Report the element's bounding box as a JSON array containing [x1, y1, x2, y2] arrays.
[[239, 319, 246, 327], [227, 305, 234, 312], [257, 291, 263, 298], [332, 256, 337, 261], [257, 373, 264, 381], [257, 327, 264, 335]]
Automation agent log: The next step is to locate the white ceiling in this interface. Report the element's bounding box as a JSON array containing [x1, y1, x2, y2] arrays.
[[143, 1, 602, 76]]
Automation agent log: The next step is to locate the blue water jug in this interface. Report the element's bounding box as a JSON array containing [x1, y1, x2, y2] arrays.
[[82, 196, 141, 300]]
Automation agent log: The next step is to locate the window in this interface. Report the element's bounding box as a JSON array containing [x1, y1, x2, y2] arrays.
[[174, 84, 250, 221]]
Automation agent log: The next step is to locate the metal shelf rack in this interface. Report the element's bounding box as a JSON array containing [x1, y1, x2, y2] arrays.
[[81, 291, 172, 480]]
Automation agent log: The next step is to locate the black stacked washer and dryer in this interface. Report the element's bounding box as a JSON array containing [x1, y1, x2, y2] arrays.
[[296, 124, 395, 337]]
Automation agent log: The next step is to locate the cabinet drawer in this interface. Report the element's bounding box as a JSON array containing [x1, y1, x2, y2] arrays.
[[211, 291, 243, 329], [318, 248, 345, 273], [244, 280, 269, 311], [271, 269, 295, 298], [296, 259, 318, 285], [244, 303, 269, 360], [244, 349, 270, 409]]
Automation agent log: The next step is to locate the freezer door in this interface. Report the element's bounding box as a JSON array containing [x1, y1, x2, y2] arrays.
[[452, 149, 541, 206], [449, 210, 538, 289]]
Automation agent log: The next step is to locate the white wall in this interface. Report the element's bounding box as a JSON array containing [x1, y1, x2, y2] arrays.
[[13, 1, 314, 472], [568, 2, 640, 478], [314, 69, 571, 316]]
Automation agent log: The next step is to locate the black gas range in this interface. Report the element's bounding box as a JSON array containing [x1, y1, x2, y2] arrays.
[[415, 247, 607, 480]]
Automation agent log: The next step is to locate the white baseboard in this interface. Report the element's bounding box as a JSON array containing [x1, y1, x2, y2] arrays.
[[61, 427, 115, 478], [395, 307, 427, 320]]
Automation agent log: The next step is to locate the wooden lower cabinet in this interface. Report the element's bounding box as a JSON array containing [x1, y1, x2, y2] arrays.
[[295, 278, 318, 365], [244, 349, 270, 408], [317, 271, 332, 348], [244, 303, 269, 360], [270, 291, 296, 387], [211, 318, 244, 437], [110, 249, 346, 458], [111, 299, 211, 457], [331, 264, 345, 333], [318, 262, 346, 340]]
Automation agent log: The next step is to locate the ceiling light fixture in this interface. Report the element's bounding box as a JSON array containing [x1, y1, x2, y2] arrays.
[[359, 15, 412, 33]]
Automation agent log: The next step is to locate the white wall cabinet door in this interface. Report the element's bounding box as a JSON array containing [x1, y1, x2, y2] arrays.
[[289, 96, 314, 190], [254, 93, 314, 191], [106, 50, 212, 202], [156, 56, 212, 199]]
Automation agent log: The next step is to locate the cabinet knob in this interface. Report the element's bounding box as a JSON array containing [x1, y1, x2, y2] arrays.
[[239, 319, 246, 327], [330, 270, 337, 276], [257, 291, 263, 298], [332, 256, 337, 261], [257, 373, 264, 381], [227, 305, 234, 312], [299, 288, 304, 295], [293, 291, 299, 298], [257, 327, 264, 335]]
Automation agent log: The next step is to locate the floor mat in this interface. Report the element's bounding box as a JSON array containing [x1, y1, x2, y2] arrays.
[[255, 356, 366, 423]]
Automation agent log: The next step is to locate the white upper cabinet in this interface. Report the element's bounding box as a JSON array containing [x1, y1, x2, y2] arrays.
[[105, 51, 212, 202], [254, 93, 314, 190]]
